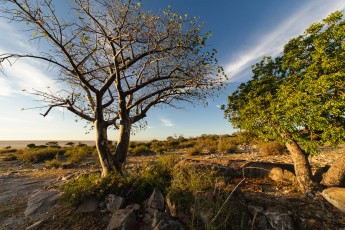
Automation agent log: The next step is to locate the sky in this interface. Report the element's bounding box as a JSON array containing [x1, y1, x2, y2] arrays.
[[0, 0, 344, 141]]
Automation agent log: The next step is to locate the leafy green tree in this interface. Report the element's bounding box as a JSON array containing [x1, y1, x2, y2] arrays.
[[223, 11, 345, 194], [0, 0, 226, 176]]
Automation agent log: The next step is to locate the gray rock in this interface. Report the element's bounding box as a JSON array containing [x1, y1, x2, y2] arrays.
[[107, 208, 138, 230], [264, 206, 295, 230], [24, 189, 61, 216], [105, 194, 126, 212], [148, 188, 165, 211], [283, 170, 296, 184], [152, 210, 185, 230], [166, 193, 177, 217], [321, 155, 345, 187], [77, 196, 99, 212], [322, 187, 345, 213]]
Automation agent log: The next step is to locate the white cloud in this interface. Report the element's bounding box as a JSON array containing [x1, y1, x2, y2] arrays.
[[226, 1, 345, 82], [160, 118, 175, 127]]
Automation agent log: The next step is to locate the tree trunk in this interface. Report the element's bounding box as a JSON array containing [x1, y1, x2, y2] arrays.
[[321, 154, 345, 187], [94, 120, 112, 177], [114, 118, 131, 173], [284, 137, 317, 194]]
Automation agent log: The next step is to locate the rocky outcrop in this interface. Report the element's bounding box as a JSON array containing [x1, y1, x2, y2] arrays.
[[107, 208, 138, 230], [321, 154, 345, 187], [105, 194, 126, 212], [268, 167, 296, 184], [322, 187, 345, 213], [24, 189, 61, 216], [77, 196, 99, 212]]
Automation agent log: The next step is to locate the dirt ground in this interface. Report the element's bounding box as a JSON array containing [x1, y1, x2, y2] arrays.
[[0, 148, 344, 230]]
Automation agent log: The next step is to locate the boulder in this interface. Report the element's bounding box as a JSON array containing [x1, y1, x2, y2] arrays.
[[166, 193, 177, 217], [107, 208, 138, 230], [105, 194, 126, 212], [322, 187, 345, 213], [77, 196, 99, 213], [152, 210, 185, 230], [321, 154, 345, 187], [264, 206, 295, 230], [283, 170, 296, 184], [243, 162, 294, 178], [268, 167, 284, 182], [148, 188, 165, 211], [24, 189, 61, 216]]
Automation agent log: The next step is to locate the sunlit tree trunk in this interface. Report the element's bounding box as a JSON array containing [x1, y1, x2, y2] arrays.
[[283, 134, 318, 194]]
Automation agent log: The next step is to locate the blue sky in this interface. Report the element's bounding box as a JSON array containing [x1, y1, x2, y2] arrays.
[[0, 0, 344, 141]]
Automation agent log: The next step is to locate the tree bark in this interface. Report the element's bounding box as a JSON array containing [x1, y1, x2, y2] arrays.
[[114, 117, 131, 173], [94, 120, 112, 177], [321, 154, 345, 187], [284, 136, 317, 194]]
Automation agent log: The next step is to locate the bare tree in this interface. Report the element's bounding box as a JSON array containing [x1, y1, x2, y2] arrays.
[[0, 0, 227, 176]]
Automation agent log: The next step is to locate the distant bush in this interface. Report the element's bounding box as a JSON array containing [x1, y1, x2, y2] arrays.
[[16, 148, 66, 163], [26, 143, 36, 148], [45, 141, 60, 148], [65, 142, 75, 147], [130, 145, 151, 155], [0, 148, 17, 154], [45, 156, 65, 169], [4, 146, 12, 149], [65, 146, 93, 163], [258, 141, 286, 156]]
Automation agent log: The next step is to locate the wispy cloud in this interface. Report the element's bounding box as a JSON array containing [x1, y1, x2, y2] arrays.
[[160, 118, 175, 127], [225, 1, 345, 82]]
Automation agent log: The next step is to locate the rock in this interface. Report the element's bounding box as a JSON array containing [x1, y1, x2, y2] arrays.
[[166, 193, 177, 217], [24, 189, 61, 216], [313, 166, 330, 183], [105, 194, 126, 212], [264, 206, 295, 230], [26, 220, 44, 230], [322, 187, 345, 213], [148, 188, 165, 211], [107, 208, 138, 230], [243, 162, 294, 178], [283, 170, 296, 184], [77, 196, 99, 212], [152, 210, 185, 230], [321, 154, 345, 187], [269, 167, 284, 182]]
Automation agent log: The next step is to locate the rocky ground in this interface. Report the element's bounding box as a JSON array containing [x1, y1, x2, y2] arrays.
[[0, 148, 344, 230]]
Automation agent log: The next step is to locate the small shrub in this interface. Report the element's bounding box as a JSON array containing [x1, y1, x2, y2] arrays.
[[131, 145, 151, 155], [258, 141, 286, 156], [0, 148, 17, 154], [65, 146, 92, 163], [45, 156, 64, 169], [217, 137, 238, 153], [4, 146, 11, 149], [16, 148, 66, 163], [186, 146, 202, 155], [62, 173, 101, 205]]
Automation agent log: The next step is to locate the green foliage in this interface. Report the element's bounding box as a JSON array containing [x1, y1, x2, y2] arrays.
[[16, 148, 66, 163], [223, 11, 345, 155], [257, 141, 286, 156], [65, 146, 93, 163], [65, 142, 75, 146]]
